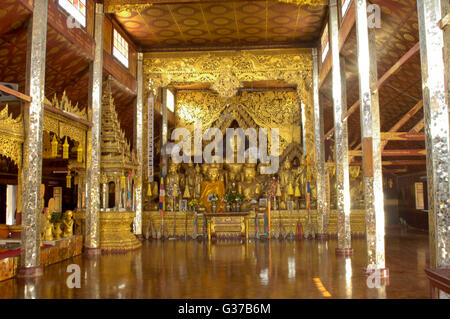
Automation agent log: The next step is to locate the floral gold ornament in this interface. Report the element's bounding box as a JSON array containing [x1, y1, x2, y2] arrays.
[[63, 137, 69, 159], [0, 104, 24, 168], [51, 135, 58, 158], [77, 143, 83, 163], [66, 171, 72, 189], [121, 171, 126, 189]]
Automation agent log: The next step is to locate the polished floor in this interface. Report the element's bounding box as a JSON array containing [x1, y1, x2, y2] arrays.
[[0, 227, 430, 299]]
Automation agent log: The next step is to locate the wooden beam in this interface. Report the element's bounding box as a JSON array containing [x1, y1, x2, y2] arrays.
[[350, 160, 426, 166], [319, 0, 356, 88], [349, 149, 426, 157], [373, 42, 420, 91], [322, 42, 421, 141], [0, 84, 31, 102], [380, 132, 425, 141], [409, 119, 425, 133]]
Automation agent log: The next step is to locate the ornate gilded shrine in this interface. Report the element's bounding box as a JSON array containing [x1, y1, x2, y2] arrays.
[[71, 82, 141, 252]]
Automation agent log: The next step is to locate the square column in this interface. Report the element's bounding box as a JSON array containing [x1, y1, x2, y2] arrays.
[[417, 0, 450, 270], [329, 0, 353, 256], [312, 48, 328, 239], [355, 0, 388, 277], [85, 3, 104, 255], [134, 53, 144, 238], [19, 0, 49, 278]]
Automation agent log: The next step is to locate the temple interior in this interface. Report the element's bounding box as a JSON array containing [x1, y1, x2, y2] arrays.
[[0, 0, 449, 299]]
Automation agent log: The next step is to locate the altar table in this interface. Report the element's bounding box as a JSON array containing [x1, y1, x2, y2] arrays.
[[205, 213, 250, 241]]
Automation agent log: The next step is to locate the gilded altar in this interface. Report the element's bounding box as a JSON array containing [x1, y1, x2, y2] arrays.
[[205, 213, 249, 240]]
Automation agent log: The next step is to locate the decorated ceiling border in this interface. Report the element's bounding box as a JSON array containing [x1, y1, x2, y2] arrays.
[[104, 0, 327, 13]]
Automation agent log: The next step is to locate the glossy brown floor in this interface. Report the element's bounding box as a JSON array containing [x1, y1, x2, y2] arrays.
[[0, 227, 429, 298]]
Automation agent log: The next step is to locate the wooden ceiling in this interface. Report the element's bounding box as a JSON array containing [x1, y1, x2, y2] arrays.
[[319, 0, 424, 173], [113, 0, 328, 51]]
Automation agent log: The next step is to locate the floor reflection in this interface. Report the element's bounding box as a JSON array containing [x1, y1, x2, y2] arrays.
[[0, 227, 429, 299]]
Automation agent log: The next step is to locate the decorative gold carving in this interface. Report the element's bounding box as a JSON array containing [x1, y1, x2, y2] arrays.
[[211, 68, 242, 98], [47, 91, 88, 120], [278, 0, 327, 6], [144, 49, 316, 169], [0, 105, 24, 167]]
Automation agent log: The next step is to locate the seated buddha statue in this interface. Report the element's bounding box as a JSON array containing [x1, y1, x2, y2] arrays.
[[238, 164, 262, 211], [200, 163, 226, 213], [225, 162, 243, 193], [279, 160, 295, 210]]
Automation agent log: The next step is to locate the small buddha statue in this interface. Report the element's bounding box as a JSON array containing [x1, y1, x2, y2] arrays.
[[53, 221, 62, 240], [238, 164, 262, 211], [62, 210, 74, 238], [166, 161, 184, 211], [279, 160, 295, 210], [184, 162, 196, 200], [350, 166, 364, 208], [327, 159, 337, 209], [43, 209, 53, 241], [193, 164, 203, 199], [225, 163, 242, 192]]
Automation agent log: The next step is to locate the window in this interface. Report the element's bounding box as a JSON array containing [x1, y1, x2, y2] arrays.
[[58, 0, 86, 27], [113, 29, 129, 68], [341, 0, 351, 20], [414, 182, 425, 210], [166, 89, 175, 112], [321, 24, 329, 63]]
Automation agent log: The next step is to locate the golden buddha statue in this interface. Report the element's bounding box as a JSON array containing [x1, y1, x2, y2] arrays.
[[238, 164, 262, 211], [294, 156, 307, 199], [350, 166, 364, 208], [279, 160, 295, 210], [62, 210, 74, 238], [184, 162, 196, 199], [166, 161, 184, 211], [194, 164, 203, 199], [225, 162, 242, 192], [327, 159, 337, 209], [53, 222, 62, 240], [43, 209, 53, 241], [200, 163, 226, 213]]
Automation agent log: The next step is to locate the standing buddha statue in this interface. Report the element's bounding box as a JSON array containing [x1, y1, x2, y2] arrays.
[[279, 160, 294, 210], [166, 161, 184, 211]]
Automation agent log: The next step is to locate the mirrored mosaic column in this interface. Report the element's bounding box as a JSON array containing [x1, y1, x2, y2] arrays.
[[355, 0, 387, 276], [134, 53, 144, 238], [161, 88, 168, 176], [312, 48, 328, 239], [329, 0, 353, 256], [85, 3, 104, 255], [19, 0, 48, 277], [417, 0, 450, 270]]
